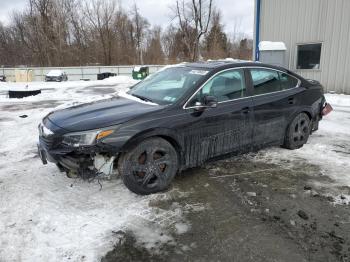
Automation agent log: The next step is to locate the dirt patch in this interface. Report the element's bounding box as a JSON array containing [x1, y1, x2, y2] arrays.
[[102, 231, 167, 262], [102, 154, 350, 261]]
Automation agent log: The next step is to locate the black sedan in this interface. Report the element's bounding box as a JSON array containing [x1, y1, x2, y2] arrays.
[[38, 61, 331, 194]]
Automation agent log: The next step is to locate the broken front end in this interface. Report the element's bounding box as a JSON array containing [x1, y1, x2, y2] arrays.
[[37, 121, 120, 179]]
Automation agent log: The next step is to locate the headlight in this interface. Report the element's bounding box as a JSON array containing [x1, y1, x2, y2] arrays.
[[39, 122, 54, 137], [62, 129, 114, 147]]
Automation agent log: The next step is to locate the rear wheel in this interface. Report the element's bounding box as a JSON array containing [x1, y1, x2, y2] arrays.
[[118, 137, 179, 195], [283, 113, 311, 150]]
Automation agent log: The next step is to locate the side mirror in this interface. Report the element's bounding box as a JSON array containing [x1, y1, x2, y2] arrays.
[[203, 95, 218, 108], [192, 95, 218, 112]]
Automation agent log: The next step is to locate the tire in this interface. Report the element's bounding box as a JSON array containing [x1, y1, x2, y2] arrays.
[[283, 112, 311, 150], [118, 137, 179, 195]]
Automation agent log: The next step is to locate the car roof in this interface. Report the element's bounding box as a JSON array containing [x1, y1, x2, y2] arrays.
[[46, 70, 64, 76], [184, 60, 289, 72]]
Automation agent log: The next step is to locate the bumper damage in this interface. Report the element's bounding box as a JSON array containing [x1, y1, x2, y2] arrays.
[[37, 140, 118, 178]]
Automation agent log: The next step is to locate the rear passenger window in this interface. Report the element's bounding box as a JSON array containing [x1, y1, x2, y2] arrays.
[[250, 69, 298, 95], [250, 69, 280, 95], [279, 72, 299, 90]]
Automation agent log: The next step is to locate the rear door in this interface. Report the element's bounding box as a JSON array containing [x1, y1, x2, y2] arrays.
[[247, 68, 302, 148], [179, 68, 254, 167]]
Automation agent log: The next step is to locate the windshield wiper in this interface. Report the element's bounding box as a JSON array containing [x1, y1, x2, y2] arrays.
[[131, 93, 154, 103]]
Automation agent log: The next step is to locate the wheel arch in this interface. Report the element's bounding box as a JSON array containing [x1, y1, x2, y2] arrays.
[[287, 107, 313, 125], [301, 110, 312, 120], [119, 128, 183, 163]]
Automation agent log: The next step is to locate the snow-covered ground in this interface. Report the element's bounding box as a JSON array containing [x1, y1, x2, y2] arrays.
[[0, 78, 349, 261], [0, 77, 191, 262]]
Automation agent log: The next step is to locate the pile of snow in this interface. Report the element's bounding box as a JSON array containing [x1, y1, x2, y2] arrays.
[[46, 70, 65, 77], [0, 76, 139, 104]]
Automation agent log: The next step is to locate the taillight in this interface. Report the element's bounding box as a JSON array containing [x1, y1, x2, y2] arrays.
[[322, 103, 333, 116]]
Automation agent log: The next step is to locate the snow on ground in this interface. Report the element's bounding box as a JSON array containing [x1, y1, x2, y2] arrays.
[[0, 76, 137, 104], [250, 93, 350, 203], [0, 77, 189, 262], [0, 77, 349, 261]]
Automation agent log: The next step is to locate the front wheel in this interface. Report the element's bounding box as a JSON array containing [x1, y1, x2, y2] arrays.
[[283, 113, 311, 150], [118, 137, 179, 195]]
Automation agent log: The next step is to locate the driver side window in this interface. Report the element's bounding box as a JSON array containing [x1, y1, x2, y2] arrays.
[[188, 69, 247, 107]]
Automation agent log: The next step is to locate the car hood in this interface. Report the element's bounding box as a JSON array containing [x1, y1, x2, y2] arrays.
[[47, 96, 162, 132]]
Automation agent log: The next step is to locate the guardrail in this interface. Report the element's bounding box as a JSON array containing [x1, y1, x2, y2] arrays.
[[0, 65, 164, 82]]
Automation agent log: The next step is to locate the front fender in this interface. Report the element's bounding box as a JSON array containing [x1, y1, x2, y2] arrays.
[[100, 127, 183, 155]]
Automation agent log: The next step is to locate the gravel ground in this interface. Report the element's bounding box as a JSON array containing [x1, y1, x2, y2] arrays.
[[103, 156, 350, 262]]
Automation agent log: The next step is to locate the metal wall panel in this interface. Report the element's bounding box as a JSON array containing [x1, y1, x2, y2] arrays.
[[257, 0, 350, 94]]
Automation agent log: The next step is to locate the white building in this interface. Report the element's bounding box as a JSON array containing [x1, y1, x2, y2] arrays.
[[254, 0, 350, 94]]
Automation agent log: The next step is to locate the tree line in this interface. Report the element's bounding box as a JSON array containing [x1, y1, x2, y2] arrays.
[[0, 0, 253, 67]]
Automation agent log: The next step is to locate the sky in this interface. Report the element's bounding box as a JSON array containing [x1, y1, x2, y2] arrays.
[[0, 0, 254, 37]]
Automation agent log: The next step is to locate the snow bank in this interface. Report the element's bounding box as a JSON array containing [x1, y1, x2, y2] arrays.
[[0, 75, 139, 95]]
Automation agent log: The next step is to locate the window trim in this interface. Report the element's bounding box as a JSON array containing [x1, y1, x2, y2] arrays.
[[295, 42, 323, 71], [183, 66, 301, 109]]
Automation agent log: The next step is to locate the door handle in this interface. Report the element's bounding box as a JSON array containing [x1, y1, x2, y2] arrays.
[[240, 107, 250, 115], [288, 97, 295, 105]]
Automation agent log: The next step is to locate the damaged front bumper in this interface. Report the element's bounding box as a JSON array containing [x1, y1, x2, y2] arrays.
[[37, 136, 118, 177]]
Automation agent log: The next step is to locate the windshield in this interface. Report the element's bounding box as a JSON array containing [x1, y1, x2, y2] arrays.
[[127, 67, 208, 105]]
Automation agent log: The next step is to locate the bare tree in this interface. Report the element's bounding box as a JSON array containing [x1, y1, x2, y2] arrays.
[[227, 17, 253, 60], [131, 3, 149, 64], [113, 10, 137, 64], [173, 0, 213, 61], [203, 9, 228, 59], [83, 0, 117, 65], [144, 26, 164, 64], [162, 25, 177, 63], [0, 0, 252, 67]]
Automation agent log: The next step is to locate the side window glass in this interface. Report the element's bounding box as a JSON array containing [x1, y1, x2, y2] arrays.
[[250, 69, 281, 95], [187, 69, 246, 106], [279, 72, 298, 90]]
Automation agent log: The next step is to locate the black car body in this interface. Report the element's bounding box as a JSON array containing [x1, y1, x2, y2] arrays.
[[38, 61, 328, 194], [0, 75, 6, 82]]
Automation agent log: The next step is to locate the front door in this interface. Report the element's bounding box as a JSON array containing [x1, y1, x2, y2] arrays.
[[177, 68, 254, 168]]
